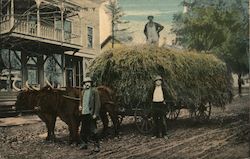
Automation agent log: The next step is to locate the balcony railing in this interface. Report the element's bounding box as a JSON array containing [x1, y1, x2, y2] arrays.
[[0, 17, 82, 47], [0, 16, 11, 33]]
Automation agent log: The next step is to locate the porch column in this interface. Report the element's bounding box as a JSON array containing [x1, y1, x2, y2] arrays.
[[62, 54, 66, 87], [53, 15, 56, 40], [21, 52, 28, 88], [81, 23, 83, 46], [35, 0, 41, 36], [8, 49, 11, 91], [82, 58, 89, 78], [10, 0, 14, 28], [60, 3, 64, 42], [26, 13, 29, 33], [78, 61, 81, 87], [73, 62, 76, 87], [79, 10, 84, 46], [37, 55, 44, 87]]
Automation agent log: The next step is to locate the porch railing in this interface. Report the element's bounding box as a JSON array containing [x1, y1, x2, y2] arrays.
[[0, 16, 11, 33], [0, 17, 82, 46]]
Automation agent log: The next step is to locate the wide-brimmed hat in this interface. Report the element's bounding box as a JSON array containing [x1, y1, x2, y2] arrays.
[[154, 75, 162, 82], [83, 77, 92, 83]]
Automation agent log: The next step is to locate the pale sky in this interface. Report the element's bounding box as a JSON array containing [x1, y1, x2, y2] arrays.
[[119, 0, 183, 45]]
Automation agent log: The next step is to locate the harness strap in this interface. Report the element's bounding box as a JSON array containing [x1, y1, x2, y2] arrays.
[[62, 95, 80, 101]]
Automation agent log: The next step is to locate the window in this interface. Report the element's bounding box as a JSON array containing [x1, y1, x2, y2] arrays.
[[0, 49, 22, 91], [28, 16, 37, 34], [27, 56, 38, 84], [64, 20, 72, 42], [44, 54, 63, 87], [87, 26, 93, 48], [65, 55, 83, 87], [55, 20, 72, 42]]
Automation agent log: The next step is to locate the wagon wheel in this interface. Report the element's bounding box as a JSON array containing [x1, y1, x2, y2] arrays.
[[165, 101, 180, 120], [118, 114, 124, 126], [134, 105, 153, 134], [166, 107, 180, 120], [193, 102, 212, 121], [117, 106, 126, 126]]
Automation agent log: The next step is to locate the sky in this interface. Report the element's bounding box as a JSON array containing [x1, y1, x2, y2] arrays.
[[118, 0, 184, 44]]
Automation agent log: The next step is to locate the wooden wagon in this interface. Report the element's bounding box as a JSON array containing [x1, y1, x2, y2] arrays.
[[116, 90, 229, 134]]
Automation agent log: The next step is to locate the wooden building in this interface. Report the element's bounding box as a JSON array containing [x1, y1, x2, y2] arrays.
[[0, 0, 111, 93]]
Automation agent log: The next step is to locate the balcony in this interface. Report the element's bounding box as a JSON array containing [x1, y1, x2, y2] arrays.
[[0, 16, 82, 50]]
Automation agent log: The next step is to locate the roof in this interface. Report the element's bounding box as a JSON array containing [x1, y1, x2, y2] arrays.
[[71, 0, 108, 8], [89, 0, 108, 5], [41, 0, 82, 11], [101, 35, 121, 49]]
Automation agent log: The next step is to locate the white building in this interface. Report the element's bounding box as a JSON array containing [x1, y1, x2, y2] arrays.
[[0, 0, 111, 92], [67, 0, 112, 79]]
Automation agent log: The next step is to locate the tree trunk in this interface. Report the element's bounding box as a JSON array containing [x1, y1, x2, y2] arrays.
[[237, 73, 242, 97]]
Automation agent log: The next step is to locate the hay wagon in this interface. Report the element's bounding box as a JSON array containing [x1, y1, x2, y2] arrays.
[[132, 100, 181, 134], [117, 92, 214, 134], [89, 46, 232, 134]]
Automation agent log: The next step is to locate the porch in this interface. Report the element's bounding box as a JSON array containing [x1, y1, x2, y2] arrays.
[[0, 0, 82, 49]]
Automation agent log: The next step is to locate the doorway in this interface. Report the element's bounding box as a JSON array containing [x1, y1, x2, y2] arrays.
[[65, 55, 83, 87]]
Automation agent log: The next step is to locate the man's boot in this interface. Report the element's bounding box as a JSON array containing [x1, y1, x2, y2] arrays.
[[93, 142, 100, 152], [80, 141, 88, 149]]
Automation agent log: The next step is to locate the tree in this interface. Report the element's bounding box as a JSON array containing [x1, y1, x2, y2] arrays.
[[172, 0, 249, 96], [105, 0, 129, 48]]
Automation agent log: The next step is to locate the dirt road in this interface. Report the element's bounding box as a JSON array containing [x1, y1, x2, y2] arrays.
[[0, 96, 249, 159]]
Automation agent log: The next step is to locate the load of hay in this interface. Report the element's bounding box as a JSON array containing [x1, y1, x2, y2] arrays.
[[89, 46, 232, 109]]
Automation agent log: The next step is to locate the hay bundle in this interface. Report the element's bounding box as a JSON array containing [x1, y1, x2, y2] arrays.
[[89, 46, 232, 108]]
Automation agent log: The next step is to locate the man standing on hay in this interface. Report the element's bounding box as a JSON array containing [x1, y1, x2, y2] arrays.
[[144, 15, 164, 46], [150, 75, 168, 139], [79, 77, 101, 152]]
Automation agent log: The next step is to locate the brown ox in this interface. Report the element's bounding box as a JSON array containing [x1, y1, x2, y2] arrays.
[[97, 86, 119, 136], [15, 86, 80, 143], [15, 85, 119, 143], [15, 89, 40, 112], [37, 87, 80, 143]]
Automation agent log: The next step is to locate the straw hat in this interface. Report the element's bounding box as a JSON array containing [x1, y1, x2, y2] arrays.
[[83, 77, 92, 83], [154, 75, 162, 82]]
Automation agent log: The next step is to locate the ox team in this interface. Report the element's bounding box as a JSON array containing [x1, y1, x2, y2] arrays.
[[16, 76, 169, 153]]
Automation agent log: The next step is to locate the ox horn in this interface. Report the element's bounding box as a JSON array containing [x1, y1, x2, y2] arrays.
[[45, 78, 53, 88], [52, 81, 55, 88], [31, 84, 40, 91], [25, 81, 33, 90], [56, 84, 65, 90], [12, 78, 22, 91]]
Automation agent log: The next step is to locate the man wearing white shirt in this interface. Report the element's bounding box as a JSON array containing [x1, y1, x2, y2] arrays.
[[150, 75, 168, 139], [79, 77, 101, 152], [144, 16, 164, 46]]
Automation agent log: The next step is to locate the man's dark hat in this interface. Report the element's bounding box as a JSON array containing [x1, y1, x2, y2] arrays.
[[148, 15, 154, 19]]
